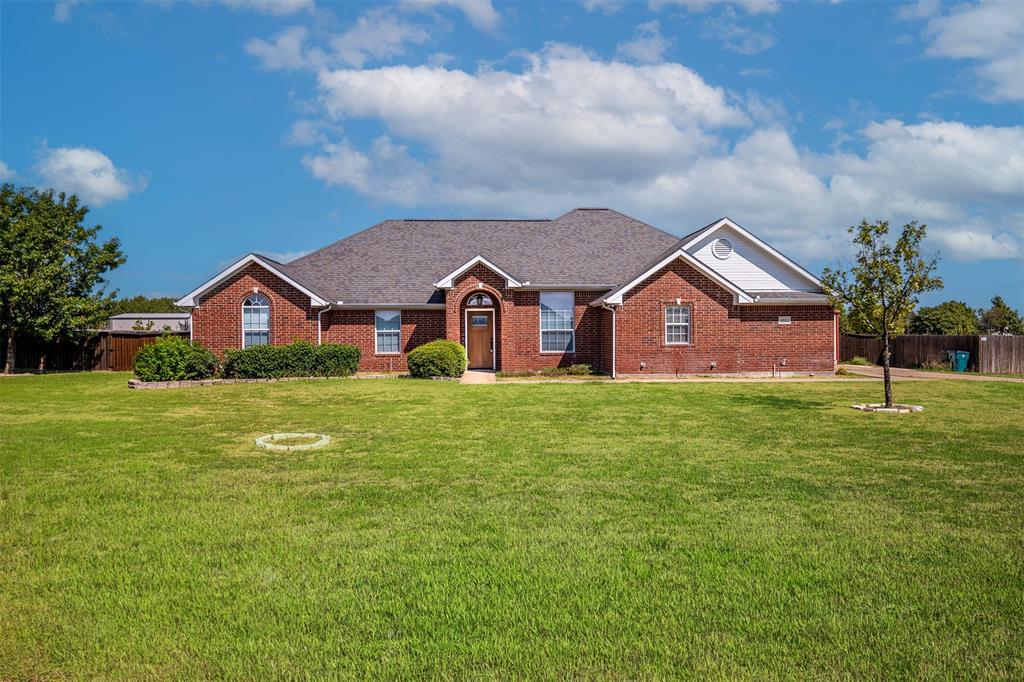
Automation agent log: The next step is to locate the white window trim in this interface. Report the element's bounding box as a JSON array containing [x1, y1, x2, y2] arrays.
[[539, 291, 576, 354], [375, 310, 402, 355], [464, 307, 496, 370], [241, 294, 270, 349], [664, 305, 691, 346]]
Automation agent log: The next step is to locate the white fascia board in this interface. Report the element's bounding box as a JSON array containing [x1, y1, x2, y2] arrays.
[[603, 249, 753, 305], [433, 255, 523, 289], [174, 253, 329, 308], [682, 218, 822, 288], [331, 303, 446, 310]]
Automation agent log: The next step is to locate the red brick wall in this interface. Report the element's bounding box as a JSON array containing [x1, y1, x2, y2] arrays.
[[447, 265, 506, 366], [501, 290, 604, 372], [443, 265, 607, 372], [614, 259, 835, 374], [191, 258, 833, 376], [191, 263, 316, 357], [322, 309, 445, 372]]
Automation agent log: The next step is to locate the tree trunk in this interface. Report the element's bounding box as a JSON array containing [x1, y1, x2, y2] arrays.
[[38, 347, 47, 372], [3, 330, 15, 374], [881, 329, 893, 408]]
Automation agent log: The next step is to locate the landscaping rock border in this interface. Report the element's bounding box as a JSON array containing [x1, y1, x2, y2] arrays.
[[255, 433, 332, 451], [851, 403, 924, 414], [128, 376, 354, 389]]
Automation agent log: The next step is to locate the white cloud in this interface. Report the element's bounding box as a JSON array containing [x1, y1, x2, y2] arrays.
[[36, 146, 147, 206], [294, 46, 1023, 262], [617, 21, 671, 64], [0, 161, 15, 180], [285, 119, 327, 146], [580, 0, 623, 14], [702, 13, 775, 54], [246, 26, 316, 71], [400, 0, 500, 31], [650, 0, 780, 15], [258, 249, 313, 263], [909, 0, 1024, 101], [53, 0, 86, 22], [930, 228, 1021, 261], [330, 9, 431, 68], [246, 10, 432, 72], [217, 0, 313, 15]]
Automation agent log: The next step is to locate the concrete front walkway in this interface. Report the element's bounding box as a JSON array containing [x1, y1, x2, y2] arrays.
[[460, 369, 496, 384], [839, 364, 1024, 383]]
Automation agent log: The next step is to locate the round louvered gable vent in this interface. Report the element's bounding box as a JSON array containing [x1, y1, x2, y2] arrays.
[[712, 238, 733, 260]]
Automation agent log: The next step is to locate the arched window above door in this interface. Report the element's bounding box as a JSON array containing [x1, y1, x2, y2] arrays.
[[467, 293, 493, 307]]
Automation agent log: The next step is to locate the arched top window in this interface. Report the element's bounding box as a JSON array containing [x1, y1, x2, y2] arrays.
[[467, 293, 493, 307], [242, 293, 270, 348]]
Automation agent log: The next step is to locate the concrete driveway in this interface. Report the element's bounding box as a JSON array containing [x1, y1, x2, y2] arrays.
[[839, 364, 1024, 383]]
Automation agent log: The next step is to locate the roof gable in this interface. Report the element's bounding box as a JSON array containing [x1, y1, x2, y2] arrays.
[[682, 218, 822, 290], [434, 255, 523, 289], [596, 248, 754, 306], [174, 254, 329, 308]]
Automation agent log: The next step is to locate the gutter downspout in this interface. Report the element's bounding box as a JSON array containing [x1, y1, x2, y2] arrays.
[[317, 305, 329, 346], [601, 303, 617, 379]]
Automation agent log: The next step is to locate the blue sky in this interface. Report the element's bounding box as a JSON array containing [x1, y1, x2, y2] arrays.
[[2, 0, 1021, 309]]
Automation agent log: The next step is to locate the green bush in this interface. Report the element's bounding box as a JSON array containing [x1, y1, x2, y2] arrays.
[[222, 341, 361, 379], [847, 356, 873, 366], [407, 340, 466, 378], [133, 335, 218, 381], [313, 343, 361, 377]]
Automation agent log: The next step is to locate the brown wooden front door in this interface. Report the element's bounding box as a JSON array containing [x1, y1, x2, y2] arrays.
[[467, 311, 494, 369]]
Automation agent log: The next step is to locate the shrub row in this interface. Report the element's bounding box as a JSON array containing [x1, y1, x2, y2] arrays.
[[133, 335, 219, 382], [407, 340, 466, 378], [496, 364, 595, 378], [223, 341, 361, 379]]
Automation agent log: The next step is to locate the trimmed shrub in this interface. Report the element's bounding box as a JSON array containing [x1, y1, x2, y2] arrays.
[[222, 341, 361, 379], [314, 343, 361, 377], [133, 335, 218, 381], [407, 340, 466, 378]]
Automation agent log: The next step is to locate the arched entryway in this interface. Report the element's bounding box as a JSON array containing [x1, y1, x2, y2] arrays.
[[461, 291, 500, 370]]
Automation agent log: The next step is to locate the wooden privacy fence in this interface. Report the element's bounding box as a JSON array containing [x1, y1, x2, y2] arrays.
[[1, 331, 188, 372], [840, 333, 1024, 373]]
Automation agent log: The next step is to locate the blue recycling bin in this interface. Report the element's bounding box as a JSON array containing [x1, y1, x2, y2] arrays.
[[952, 351, 970, 372]]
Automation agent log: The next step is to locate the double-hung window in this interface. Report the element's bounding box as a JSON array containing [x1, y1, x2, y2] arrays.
[[665, 305, 691, 345], [540, 291, 575, 352], [375, 310, 401, 354], [242, 293, 270, 348]]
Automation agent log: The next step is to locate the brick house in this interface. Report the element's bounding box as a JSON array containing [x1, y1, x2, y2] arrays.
[[175, 209, 838, 377]]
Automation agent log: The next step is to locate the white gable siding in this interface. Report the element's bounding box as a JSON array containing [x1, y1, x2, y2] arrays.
[[688, 226, 819, 292]]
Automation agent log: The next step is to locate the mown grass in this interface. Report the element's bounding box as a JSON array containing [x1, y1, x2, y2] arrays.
[[1, 373, 1022, 679]]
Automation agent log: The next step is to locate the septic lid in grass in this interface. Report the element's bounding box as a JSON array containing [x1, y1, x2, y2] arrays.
[[255, 433, 331, 451]]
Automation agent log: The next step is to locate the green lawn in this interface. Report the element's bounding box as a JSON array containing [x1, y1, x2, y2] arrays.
[[2, 373, 1022, 679]]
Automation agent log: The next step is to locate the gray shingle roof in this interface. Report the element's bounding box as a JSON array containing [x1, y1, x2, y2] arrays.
[[279, 209, 681, 306]]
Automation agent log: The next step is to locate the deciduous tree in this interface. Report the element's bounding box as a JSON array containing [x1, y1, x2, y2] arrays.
[[909, 300, 979, 335], [0, 185, 125, 373], [822, 220, 942, 407]]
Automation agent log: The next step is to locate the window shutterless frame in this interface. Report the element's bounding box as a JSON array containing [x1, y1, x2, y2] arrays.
[[539, 291, 575, 353], [665, 305, 691, 345], [241, 293, 270, 348], [375, 310, 401, 354]]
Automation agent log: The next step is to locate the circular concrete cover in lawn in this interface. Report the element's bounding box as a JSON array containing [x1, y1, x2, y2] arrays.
[[255, 433, 331, 451], [851, 404, 923, 414]]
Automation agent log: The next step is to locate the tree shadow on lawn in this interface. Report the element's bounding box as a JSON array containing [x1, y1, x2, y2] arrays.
[[729, 392, 835, 411]]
